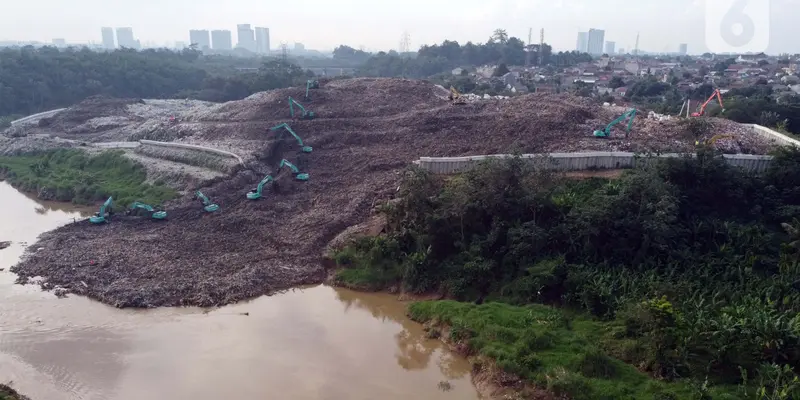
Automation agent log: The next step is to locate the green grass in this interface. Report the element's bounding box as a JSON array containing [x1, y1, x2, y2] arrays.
[[408, 301, 744, 400], [0, 149, 177, 207]]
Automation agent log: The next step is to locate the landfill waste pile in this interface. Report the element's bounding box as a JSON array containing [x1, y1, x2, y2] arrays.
[[9, 78, 786, 308]]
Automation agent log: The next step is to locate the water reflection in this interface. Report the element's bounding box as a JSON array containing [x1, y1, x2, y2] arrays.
[[333, 288, 471, 381]]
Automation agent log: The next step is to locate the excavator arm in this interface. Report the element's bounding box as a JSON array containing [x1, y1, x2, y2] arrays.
[[256, 175, 273, 193], [99, 196, 113, 216], [305, 80, 319, 100], [269, 123, 313, 153], [593, 109, 637, 138], [288, 97, 315, 120], [129, 201, 154, 212], [692, 90, 724, 117], [195, 191, 219, 212], [279, 159, 309, 181]]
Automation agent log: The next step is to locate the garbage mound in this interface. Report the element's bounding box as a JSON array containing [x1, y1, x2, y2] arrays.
[[10, 78, 786, 308]]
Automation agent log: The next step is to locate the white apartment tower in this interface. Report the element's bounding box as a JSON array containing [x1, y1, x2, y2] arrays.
[[254, 27, 270, 54], [605, 41, 616, 55], [211, 30, 233, 50], [189, 30, 211, 50], [237, 24, 256, 52], [587, 29, 605, 55], [576, 32, 588, 53], [116, 27, 139, 49], [101, 27, 115, 49]]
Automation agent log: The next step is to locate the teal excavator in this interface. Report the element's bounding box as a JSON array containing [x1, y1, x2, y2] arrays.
[[90, 196, 113, 224], [289, 97, 315, 120], [127, 201, 167, 220], [305, 80, 319, 100], [270, 123, 313, 153], [279, 159, 309, 181], [195, 191, 219, 212], [593, 109, 637, 138], [247, 174, 273, 200]]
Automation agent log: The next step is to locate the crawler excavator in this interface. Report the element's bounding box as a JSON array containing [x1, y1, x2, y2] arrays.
[[692, 89, 725, 117], [289, 97, 315, 120], [195, 191, 219, 212], [593, 109, 637, 138], [126, 201, 167, 220], [448, 86, 467, 105], [247, 174, 273, 200], [305, 80, 319, 100], [269, 123, 313, 153], [278, 159, 309, 181], [89, 197, 113, 224]]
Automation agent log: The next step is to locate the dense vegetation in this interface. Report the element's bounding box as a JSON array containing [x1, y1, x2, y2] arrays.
[[625, 78, 800, 134], [344, 29, 592, 79], [334, 148, 800, 398], [0, 149, 176, 206], [0, 46, 313, 118], [0, 385, 29, 400]]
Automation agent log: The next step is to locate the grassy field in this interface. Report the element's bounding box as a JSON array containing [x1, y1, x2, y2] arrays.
[[409, 301, 742, 400], [0, 149, 176, 206]]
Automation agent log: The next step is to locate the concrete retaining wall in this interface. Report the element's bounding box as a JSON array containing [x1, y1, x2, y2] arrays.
[[10, 108, 66, 126], [417, 124, 798, 175], [139, 140, 244, 166], [416, 152, 775, 174]]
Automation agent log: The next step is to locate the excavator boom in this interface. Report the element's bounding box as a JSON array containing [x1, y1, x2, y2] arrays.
[[278, 159, 309, 181], [269, 123, 312, 153], [593, 109, 637, 138], [288, 97, 315, 120], [692, 89, 724, 117]]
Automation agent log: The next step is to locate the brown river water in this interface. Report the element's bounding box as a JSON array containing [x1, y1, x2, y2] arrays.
[[0, 182, 482, 400]]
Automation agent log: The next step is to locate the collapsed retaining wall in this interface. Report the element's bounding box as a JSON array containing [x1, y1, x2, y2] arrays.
[[10, 108, 66, 126], [138, 140, 245, 166], [416, 124, 796, 175]]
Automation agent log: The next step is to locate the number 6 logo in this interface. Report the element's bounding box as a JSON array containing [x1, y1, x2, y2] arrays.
[[705, 0, 770, 53]]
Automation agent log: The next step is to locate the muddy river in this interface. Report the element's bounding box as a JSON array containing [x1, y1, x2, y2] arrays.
[[0, 182, 481, 400]]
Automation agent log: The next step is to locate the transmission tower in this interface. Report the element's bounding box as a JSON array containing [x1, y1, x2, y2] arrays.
[[399, 31, 411, 53], [526, 28, 533, 66], [280, 42, 289, 62], [539, 28, 545, 66]]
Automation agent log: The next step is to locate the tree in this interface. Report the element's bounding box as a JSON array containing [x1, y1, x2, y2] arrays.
[[493, 63, 510, 77], [491, 29, 509, 45], [609, 76, 625, 89]]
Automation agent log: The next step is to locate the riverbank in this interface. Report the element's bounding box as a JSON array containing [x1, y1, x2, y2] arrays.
[[0, 384, 30, 400], [330, 149, 800, 399], [0, 149, 176, 206]]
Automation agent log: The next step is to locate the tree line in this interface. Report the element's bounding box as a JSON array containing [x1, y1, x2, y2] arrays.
[[0, 46, 312, 120]]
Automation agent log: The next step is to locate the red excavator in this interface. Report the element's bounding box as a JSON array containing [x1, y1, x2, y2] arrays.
[[692, 89, 725, 117]]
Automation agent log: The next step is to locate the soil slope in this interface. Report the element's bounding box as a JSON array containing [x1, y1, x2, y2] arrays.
[[10, 78, 781, 308]]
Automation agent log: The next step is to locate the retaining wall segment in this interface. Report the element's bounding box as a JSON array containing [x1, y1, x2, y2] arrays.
[[416, 152, 775, 174], [10, 108, 67, 126], [416, 124, 797, 175], [139, 140, 245, 166]]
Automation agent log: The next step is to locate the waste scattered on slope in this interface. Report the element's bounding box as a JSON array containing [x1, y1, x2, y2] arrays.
[[9, 78, 786, 307]]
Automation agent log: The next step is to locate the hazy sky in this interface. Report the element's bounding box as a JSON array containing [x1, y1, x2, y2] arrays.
[[1, 0, 797, 54]]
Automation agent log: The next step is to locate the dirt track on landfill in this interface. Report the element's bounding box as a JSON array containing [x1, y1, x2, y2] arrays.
[[10, 78, 783, 308]]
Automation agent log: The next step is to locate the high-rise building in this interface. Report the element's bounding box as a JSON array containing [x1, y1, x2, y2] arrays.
[[236, 24, 255, 52], [605, 41, 616, 55], [101, 27, 115, 49], [189, 29, 211, 50], [576, 32, 588, 53], [679, 43, 688, 55], [211, 30, 233, 50], [294, 42, 305, 51], [116, 27, 139, 49], [587, 29, 605, 55], [254, 27, 270, 54], [52, 38, 66, 47]]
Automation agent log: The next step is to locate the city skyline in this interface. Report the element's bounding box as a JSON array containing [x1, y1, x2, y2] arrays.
[[2, 0, 798, 54]]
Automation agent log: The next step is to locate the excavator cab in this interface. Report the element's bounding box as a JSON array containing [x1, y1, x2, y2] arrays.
[[449, 86, 466, 105]]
